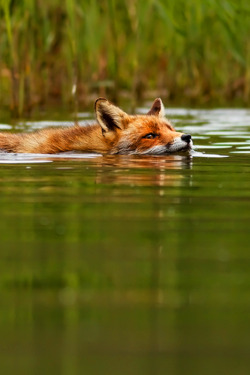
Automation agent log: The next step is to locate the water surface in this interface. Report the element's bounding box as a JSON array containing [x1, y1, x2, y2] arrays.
[[0, 107, 250, 375]]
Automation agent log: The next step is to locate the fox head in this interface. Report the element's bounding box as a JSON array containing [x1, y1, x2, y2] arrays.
[[95, 98, 192, 155]]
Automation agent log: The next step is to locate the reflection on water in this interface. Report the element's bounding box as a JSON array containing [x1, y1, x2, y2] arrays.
[[0, 107, 250, 375]]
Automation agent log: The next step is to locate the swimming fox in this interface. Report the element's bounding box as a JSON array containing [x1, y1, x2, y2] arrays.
[[0, 98, 192, 154]]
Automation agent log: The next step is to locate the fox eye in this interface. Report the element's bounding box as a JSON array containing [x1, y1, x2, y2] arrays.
[[143, 133, 157, 139]]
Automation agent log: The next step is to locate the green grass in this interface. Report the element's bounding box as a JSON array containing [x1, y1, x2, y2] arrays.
[[0, 0, 250, 115]]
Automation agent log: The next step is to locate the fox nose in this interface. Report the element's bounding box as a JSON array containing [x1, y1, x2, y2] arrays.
[[181, 134, 192, 143]]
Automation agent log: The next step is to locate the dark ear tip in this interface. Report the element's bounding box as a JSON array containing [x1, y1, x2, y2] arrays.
[[152, 98, 162, 110], [153, 98, 162, 104], [95, 97, 108, 110]]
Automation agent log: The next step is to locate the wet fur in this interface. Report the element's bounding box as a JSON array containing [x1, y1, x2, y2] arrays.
[[0, 98, 191, 154]]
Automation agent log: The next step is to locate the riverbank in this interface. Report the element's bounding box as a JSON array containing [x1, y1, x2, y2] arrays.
[[1, 0, 249, 116]]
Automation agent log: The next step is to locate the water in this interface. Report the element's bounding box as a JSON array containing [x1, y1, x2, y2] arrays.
[[1, 107, 250, 374]]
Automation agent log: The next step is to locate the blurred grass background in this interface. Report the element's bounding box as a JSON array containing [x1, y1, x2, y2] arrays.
[[0, 0, 250, 116]]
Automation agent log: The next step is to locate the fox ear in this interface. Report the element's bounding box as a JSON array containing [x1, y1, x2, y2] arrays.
[[95, 98, 128, 133], [147, 98, 165, 117]]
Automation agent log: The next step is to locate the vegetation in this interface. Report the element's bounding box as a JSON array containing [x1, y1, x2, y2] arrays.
[[0, 0, 250, 115]]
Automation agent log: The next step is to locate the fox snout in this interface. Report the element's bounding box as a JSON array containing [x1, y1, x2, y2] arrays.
[[166, 133, 192, 153], [181, 134, 192, 143]]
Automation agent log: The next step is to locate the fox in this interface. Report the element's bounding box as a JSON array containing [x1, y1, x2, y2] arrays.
[[0, 98, 192, 155]]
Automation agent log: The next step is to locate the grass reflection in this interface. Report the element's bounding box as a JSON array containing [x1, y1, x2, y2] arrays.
[[0, 151, 250, 375]]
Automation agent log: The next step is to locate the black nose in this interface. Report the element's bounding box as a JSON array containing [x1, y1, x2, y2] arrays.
[[181, 134, 192, 143]]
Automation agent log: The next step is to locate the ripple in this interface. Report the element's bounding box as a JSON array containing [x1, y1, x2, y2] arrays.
[[222, 135, 250, 139], [230, 151, 250, 154], [18, 119, 96, 130], [1, 107, 250, 160], [190, 150, 228, 158], [0, 159, 52, 164], [194, 145, 232, 149], [213, 142, 248, 146], [77, 112, 92, 118], [0, 151, 101, 163], [0, 124, 12, 130], [205, 131, 250, 136], [191, 136, 209, 140]]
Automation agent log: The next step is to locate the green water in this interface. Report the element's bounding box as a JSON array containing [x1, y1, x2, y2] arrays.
[[1, 108, 250, 374]]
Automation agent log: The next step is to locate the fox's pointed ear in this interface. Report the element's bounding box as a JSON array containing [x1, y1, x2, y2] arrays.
[[147, 98, 165, 117], [95, 98, 128, 133]]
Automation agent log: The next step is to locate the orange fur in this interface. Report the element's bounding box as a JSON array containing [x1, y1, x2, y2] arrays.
[[0, 98, 192, 154]]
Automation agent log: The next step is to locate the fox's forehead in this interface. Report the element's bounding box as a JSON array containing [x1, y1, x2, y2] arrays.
[[128, 115, 174, 131]]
